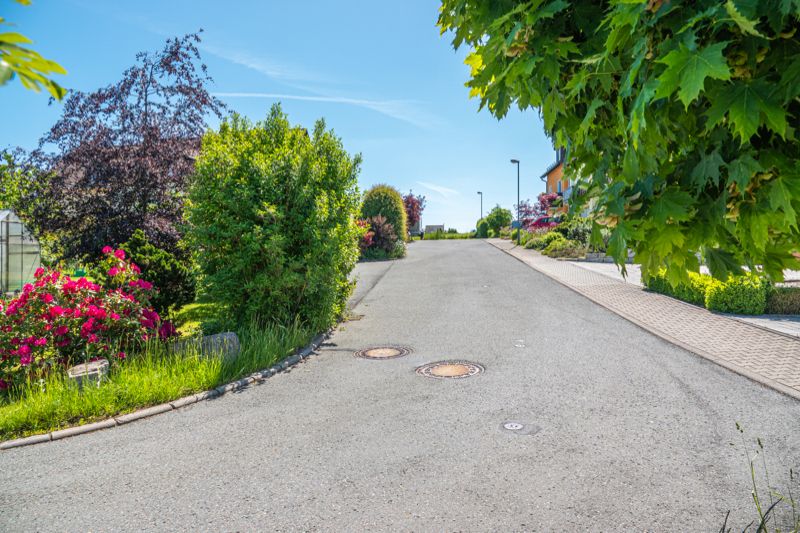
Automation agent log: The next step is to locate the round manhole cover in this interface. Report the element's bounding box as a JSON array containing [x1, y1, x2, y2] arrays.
[[416, 360, 484, 379], [499, 420, 541, 436], [354, 346, 412, 360]]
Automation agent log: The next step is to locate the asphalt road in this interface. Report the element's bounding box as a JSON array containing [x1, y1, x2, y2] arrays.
[[3, 240, 800, 532]]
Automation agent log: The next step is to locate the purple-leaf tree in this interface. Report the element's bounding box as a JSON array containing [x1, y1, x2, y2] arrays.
[[403, 190, 426, 232], [25, 32, 224, 260]]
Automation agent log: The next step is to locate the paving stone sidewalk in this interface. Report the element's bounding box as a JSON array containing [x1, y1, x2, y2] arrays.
[[489, 239, 800, 400]]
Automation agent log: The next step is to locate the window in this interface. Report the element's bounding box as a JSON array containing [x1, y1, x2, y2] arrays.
[[557, 181, 562, 193]]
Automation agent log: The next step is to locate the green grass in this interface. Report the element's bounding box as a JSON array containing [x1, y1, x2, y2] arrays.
[[0, 321, 311, 440], [423, 231, 473, 240]]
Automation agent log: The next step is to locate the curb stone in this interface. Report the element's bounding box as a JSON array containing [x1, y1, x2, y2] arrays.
[[0, 331, 330, 450]]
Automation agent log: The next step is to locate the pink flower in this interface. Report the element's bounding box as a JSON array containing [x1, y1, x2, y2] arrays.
[[19, 353, 32, 365], [34, 267, 45, 279], [117, 351, 126, 360], [22, 283, 33, 294], [34, 338, 47, 347], [102, 246, 113, 254], [87, 334, 99, 344], [55, 325, 69, 336], [110, 312, 120, 321], [158, 321, 177, 340], [130, 263, 141, 274], [108, 267, 119, 277], [18, 344, 30, 356], [41, 293, 54, 304], [114, 249, 126, 260], [49, 305, 65, 318]]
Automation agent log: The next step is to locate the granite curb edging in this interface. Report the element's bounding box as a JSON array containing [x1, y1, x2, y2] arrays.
[[487, 240, 800, 403], [0, 331, 330, 451]]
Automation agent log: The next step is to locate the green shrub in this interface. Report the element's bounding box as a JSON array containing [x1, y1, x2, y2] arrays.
[[645, 270, 715, 306], [186, 107, 361, 330], [485, 205, 512, 235], [99, 229, 196, 315], [524, 231, 565, 250], [361, 184, 407, 240], [553, 217, 592, 246], [705, 274, 768, 315], [510, 228, 532, 244], [475, 218, 489, 238], [499, 227, 512, 239], [542, 238, 586, 258], [390, 239, 407, 258], [766, 286, 800, 314]]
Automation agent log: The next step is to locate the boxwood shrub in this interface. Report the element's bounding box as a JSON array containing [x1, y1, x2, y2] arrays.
[[361, 184, 407, 240], [475, 218, 489, 238], [705, 275, 767, 315], [542, 238, 586, 259], [646, 270, 768, 315]]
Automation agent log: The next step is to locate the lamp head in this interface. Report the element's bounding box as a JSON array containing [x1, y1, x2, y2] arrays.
[[510, 159, 520, 164]]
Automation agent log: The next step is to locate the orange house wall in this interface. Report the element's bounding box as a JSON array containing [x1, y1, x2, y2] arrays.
[[545, 163, 569, 212]]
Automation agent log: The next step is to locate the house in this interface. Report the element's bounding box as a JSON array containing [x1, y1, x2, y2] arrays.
[[540, 147, 573, 211], [423, 225, 445, 234]]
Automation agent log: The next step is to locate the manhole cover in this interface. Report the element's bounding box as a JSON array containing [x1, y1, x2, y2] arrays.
[[499, 420, 541, 436], [416, 360, 484, 379], [354, 346, 412, 360]]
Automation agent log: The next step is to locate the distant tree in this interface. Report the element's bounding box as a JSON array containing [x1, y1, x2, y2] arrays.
[[1, 0, 66, 99], [485, 205, 512, 235], [403, 190, 426, 231], [24, 32, 224, 261]]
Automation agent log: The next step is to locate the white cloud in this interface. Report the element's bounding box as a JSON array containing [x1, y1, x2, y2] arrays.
[[417, 181, 460, 198], [202, 45, 325, 84], [213, 92, 437, 129]]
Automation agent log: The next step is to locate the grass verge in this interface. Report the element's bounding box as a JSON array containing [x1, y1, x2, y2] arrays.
[[0, 321, 311, 441]]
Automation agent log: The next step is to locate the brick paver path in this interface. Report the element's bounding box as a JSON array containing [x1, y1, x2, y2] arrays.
[[489, 239, 800, 400]]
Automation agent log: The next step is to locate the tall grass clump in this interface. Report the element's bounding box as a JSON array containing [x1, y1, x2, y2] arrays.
[[0, 320, 310, 440]]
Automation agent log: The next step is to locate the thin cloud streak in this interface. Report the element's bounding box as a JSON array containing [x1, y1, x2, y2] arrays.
[[202, 44, 326, 84], [417, 181, 460, 198], [213, 92, 438, 128]]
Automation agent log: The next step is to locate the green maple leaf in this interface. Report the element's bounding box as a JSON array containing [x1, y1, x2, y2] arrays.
[[650, 225, 685, 257], [725, 0, 765, 37], [769, 178, 798, 229], [691, 150, 725, 189], [655, 42, 731, 108], [707, 80, 788, 142], [650, 188, 693, 225], [704, 247, 744, 279], [726, 154, 762, 190]]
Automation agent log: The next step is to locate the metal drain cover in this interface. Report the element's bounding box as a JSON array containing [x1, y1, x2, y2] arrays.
[[354, 346, 412, 360], [416, 360, 484, 379], [499, 420, 541, 436]]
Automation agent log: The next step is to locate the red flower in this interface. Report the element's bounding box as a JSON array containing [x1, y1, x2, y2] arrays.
[[102, 246, 113, 254]]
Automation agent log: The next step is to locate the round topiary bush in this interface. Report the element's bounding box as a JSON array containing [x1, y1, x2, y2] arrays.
[[705, 274, 768, 315], [361, 184, 407, 240], [475, 218, 489, 238]]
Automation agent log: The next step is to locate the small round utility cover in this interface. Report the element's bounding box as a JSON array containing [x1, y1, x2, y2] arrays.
[[499, 421, 541, 436], [354, 346, 412, 360], [416, 360, 484, 379]]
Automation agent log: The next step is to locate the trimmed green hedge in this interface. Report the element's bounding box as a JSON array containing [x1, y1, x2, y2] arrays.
[[766, 286, 800, 314], [645, 270, 768, 315], [705, 275, 767, 315]]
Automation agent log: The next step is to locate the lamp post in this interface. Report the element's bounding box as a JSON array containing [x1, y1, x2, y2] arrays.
[[510, 159, 520, 245], [477, 191, 483, 221]]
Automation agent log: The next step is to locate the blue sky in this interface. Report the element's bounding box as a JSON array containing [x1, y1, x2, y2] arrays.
[[1, 0, 556, 231]]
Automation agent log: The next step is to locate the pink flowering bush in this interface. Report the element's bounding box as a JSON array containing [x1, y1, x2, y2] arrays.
[[0, 247, 177, 391]]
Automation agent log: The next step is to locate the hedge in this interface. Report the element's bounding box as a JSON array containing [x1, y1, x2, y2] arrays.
[[645, 270, 768, 315]]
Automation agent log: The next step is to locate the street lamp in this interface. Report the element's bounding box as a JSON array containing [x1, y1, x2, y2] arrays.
[[477, 191, 483, 221], [510, 159, 520, 246]]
